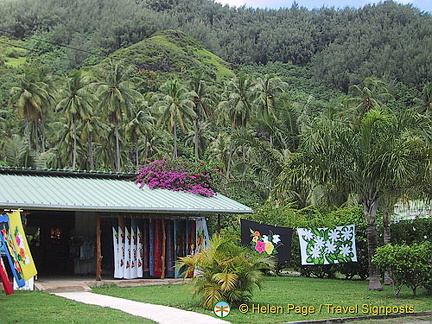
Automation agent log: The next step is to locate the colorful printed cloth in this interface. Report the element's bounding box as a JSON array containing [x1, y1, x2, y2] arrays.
[[0, 214, 25, 287], [194, 217, 210, 254], [240, 219, 293, 264], [298, 225, 358, 265]]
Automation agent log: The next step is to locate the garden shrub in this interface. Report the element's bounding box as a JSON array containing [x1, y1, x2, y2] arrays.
[[176, 234, 275, 309], [390, 218, 432, 245], [424, 280, 432, 294], [373, 241, 432, 296]]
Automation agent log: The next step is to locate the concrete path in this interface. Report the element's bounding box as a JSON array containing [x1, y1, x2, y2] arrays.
[[54, 291, 230, 324]]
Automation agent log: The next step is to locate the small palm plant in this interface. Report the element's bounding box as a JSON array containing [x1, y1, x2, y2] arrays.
[[176, 234, 275, 309]]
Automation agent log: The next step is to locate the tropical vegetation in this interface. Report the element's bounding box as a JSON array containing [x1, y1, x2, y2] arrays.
[[374, 242, 432, 296], [0, 0, 431, 293], [176, 234, 274, 308]]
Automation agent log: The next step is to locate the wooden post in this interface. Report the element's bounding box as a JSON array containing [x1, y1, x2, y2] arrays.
[[161, 219, 166, 279], [96, 214, 102, 281], [217, 214, 221, 234]]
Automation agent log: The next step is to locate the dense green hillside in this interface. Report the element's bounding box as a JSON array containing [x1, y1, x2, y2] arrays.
[[92, 30, 234, 91], [0, 0, 431, 212], [1, 0, 431, 92], [0, 37, 27, 67]]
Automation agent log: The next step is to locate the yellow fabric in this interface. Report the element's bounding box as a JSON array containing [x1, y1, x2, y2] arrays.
[[8, 211, 37, 281]]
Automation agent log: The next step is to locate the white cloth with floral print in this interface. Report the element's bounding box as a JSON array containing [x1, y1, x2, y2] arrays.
[[298, 225, 357, 265]]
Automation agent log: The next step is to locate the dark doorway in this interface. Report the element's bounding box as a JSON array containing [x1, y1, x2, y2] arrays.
[[101, 218, 114, 278], [26, 211, 75, 276]]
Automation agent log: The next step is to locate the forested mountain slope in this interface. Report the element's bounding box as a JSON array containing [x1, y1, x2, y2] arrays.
[[0, 0, 431, 212], [0, 0, 431, 91], [91, 30, 234, 91]]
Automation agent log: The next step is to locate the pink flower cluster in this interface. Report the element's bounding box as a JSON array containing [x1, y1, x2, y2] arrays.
[[136, 159, 217, 197]]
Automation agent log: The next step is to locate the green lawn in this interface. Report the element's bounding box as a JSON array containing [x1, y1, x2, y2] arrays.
[[92, 275, 432, 324], [0, 290, 155, 324], [1, 276, 431, 324]]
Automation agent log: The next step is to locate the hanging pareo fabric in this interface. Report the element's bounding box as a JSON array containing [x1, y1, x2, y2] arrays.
[[136, 222, 143, 278], [240, 219, 293, 265], [112, 226, 121, 278], [0, 214, 25, 288], [194, 217, 210, 254], [297, 225, 358, 265], [165, 220, 175, 278], [0, 257, 13, 295], [130, 219, 138, 279], [5, 212, 37, 281], [124, 225, 132, 279]]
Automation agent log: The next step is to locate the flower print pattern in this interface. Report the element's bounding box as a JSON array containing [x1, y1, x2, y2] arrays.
[[250, 228, 283, 256], [315, 236, 325, 249], [255, 240, 266, 253], [302, 229, 314, 241], [328, 229, 339, 242], [340, 244, 352, 257], [298, 225, 357, 265], [310, 245, 321, 259], [14, 231, 30, 265], [265, 242, 274, 255], [340, 227, 353, 241], [272, 234, 281, 244], [324, 241, 337, 254]]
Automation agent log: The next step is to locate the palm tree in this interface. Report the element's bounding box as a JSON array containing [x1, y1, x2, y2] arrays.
[[176, 234, 274, 309], [56, 70, 95, 169], [95, 60, 143, 172], [207, 131, 231, 176], [217, 72, 257, 177], [188, 74, 215, 161], [125, 96, 155, 170], [255, 74, 287, 120], [254, 74, 288, 149], [79, 115, 109, 170], [3, 134, 35, 167], [413, 81, 432, 116], [293, 107, 432, 290], [9, 65, 55, 152], [155, 78, 196, 159], [346, 77, 394, 117]]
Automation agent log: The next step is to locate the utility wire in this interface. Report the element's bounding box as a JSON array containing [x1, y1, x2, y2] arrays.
[[0, 28, 100, 56]]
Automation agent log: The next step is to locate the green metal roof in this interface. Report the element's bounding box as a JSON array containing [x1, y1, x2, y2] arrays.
[[0, 169, 253, 214]]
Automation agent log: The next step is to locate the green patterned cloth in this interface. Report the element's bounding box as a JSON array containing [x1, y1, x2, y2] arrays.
[[298, 225, 357, 265]]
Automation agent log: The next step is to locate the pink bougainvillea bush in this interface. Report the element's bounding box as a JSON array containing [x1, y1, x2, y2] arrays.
[[136, 158, 222, 197]]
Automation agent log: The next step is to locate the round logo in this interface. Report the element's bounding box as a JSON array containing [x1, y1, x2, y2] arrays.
[[213, 301, 231, 318]]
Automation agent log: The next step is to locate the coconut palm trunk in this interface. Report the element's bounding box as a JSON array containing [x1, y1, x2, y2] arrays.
[[114, 120, 121, 172], [363, 197, 383, 291], [226, 128, 234, 179], [193, 119, 199, 161], [173, 123, 178, 159], [134, 132, 139, 171], [88, 135, 94, 170], [72, 114, 77, 169]]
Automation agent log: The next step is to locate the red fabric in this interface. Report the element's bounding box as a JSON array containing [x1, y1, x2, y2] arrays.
[[0, 258, 13, 295], [153, 219, 162, 277]]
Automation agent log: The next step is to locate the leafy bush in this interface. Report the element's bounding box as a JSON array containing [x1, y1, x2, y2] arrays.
[[176, 234, 275, 309], [390, 218, 432, 245], [373, 242, 432, 296]]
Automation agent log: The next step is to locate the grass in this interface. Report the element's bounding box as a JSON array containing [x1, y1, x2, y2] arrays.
[[92, 275, 432, 324], [1, 276, 430, 323], [0, 36, 28, 68], [0, 290, 155, 324]]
